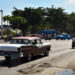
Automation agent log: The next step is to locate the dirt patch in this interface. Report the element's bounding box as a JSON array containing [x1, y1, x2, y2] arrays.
[[18, 63, 52, 75], [38, 63, 52, 68]]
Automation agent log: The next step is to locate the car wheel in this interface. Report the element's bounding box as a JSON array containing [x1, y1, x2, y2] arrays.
[[49, 38, 51, 40], [72, 47, 74, 49], [72, 42, 75, 49], [27, 54, 32, 61], [72, 45, 74, 49], [44, 51, 49, 56], [5, 56, 11, 66], [56, 38, 58, 40], [5, 56, 11, 61], [5, 56, 21, 66]]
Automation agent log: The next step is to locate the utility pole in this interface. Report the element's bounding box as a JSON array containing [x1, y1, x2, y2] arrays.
[[0, 10, 3, 38]]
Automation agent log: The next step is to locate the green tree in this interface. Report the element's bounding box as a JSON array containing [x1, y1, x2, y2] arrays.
[[23, 7, 45, 33], [45, 7, 67, 32], [4, 6, 75, 34], [10, 16, 26, 30], [3, 15, 10, 25], [12, 7, 24, 17], [66, 13, 75, 34]]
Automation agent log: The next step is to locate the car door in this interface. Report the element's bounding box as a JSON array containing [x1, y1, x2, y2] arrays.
[[35, 39, 43, 55], [31, 39, 42, 55]]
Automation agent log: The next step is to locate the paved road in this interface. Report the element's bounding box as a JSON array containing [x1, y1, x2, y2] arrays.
[[0, 39, 75, 75]]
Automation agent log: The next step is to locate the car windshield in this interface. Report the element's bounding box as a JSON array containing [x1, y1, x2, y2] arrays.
[[10, 39, 31, 44]]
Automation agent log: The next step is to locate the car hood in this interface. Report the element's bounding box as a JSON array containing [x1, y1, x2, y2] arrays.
[[0, 44, 25, 52], [42, 42, 51, 46]]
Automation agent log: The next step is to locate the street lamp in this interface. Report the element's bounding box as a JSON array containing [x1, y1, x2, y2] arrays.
[[0, 10, 3, 38]]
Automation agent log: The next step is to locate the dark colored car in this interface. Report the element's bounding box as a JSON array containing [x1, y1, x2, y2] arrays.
[[72, 37, 75, 49], [45, 37, 56, 40]]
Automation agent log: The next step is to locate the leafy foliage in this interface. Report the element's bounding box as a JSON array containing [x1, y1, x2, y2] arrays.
[[3, 7, 75, 34], [3, 29, 16, 37]]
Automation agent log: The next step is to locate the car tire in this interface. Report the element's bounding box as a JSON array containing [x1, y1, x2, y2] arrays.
[[5, 56, 11, 66], [5, 56, 21, 66], [72, 47, 74, 49], [56, 38, 58, 40], [5, 56, 10, 61], [27, 54, 32, 61], [72, 42, 75, 49], [72, 45, 74, 49], [44, 50, 49, 56]]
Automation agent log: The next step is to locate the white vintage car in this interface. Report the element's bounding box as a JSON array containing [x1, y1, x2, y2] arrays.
[[0, 37, 51, 64]]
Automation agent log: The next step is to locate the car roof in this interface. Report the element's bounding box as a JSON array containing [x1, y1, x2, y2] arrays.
[[13, 36, 40, 40]]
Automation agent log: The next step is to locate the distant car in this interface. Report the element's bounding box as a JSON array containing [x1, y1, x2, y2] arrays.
[[45, 37, 56, 40], [29, 34, 42, 38], [56, 34, 71, 40]]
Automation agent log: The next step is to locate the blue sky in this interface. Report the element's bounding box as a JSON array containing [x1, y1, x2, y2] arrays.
[[0, 0, 75, 24], [0, 0, 75, 15]]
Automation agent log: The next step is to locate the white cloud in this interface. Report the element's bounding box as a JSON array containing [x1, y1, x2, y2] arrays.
[[64, 0, 75, 5], [68, 0, 75, 4]]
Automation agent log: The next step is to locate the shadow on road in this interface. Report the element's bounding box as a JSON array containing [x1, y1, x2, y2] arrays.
[[0, 55, 47, 68]]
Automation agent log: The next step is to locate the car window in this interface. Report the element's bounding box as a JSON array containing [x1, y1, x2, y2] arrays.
[[10, 39, 31, 44], [32, 40, 37, 44], [10, 39, 16, 44], [37, 39, 41, 44], [32, 39, 41, 44]]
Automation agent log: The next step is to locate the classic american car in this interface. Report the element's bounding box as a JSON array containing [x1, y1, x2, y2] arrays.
[[0, 37, 51, 63]]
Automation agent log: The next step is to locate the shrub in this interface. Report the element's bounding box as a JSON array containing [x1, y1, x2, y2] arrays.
[[3, 29, 16, 37]]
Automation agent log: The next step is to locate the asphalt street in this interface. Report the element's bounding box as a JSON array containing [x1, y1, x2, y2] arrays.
[[0, 39, 75, 75]]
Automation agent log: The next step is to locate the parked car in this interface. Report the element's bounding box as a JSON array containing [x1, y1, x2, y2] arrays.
[[29, 34, 42, 38], [45, 37, 56, 40], [0, 37, 51, 65], [56, 34, 71, 40], [72, 37, 75, 49]]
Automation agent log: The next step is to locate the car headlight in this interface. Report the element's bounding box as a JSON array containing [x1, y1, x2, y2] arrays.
[[20, 52, 23, 57], [18, 48, 22, 52]]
